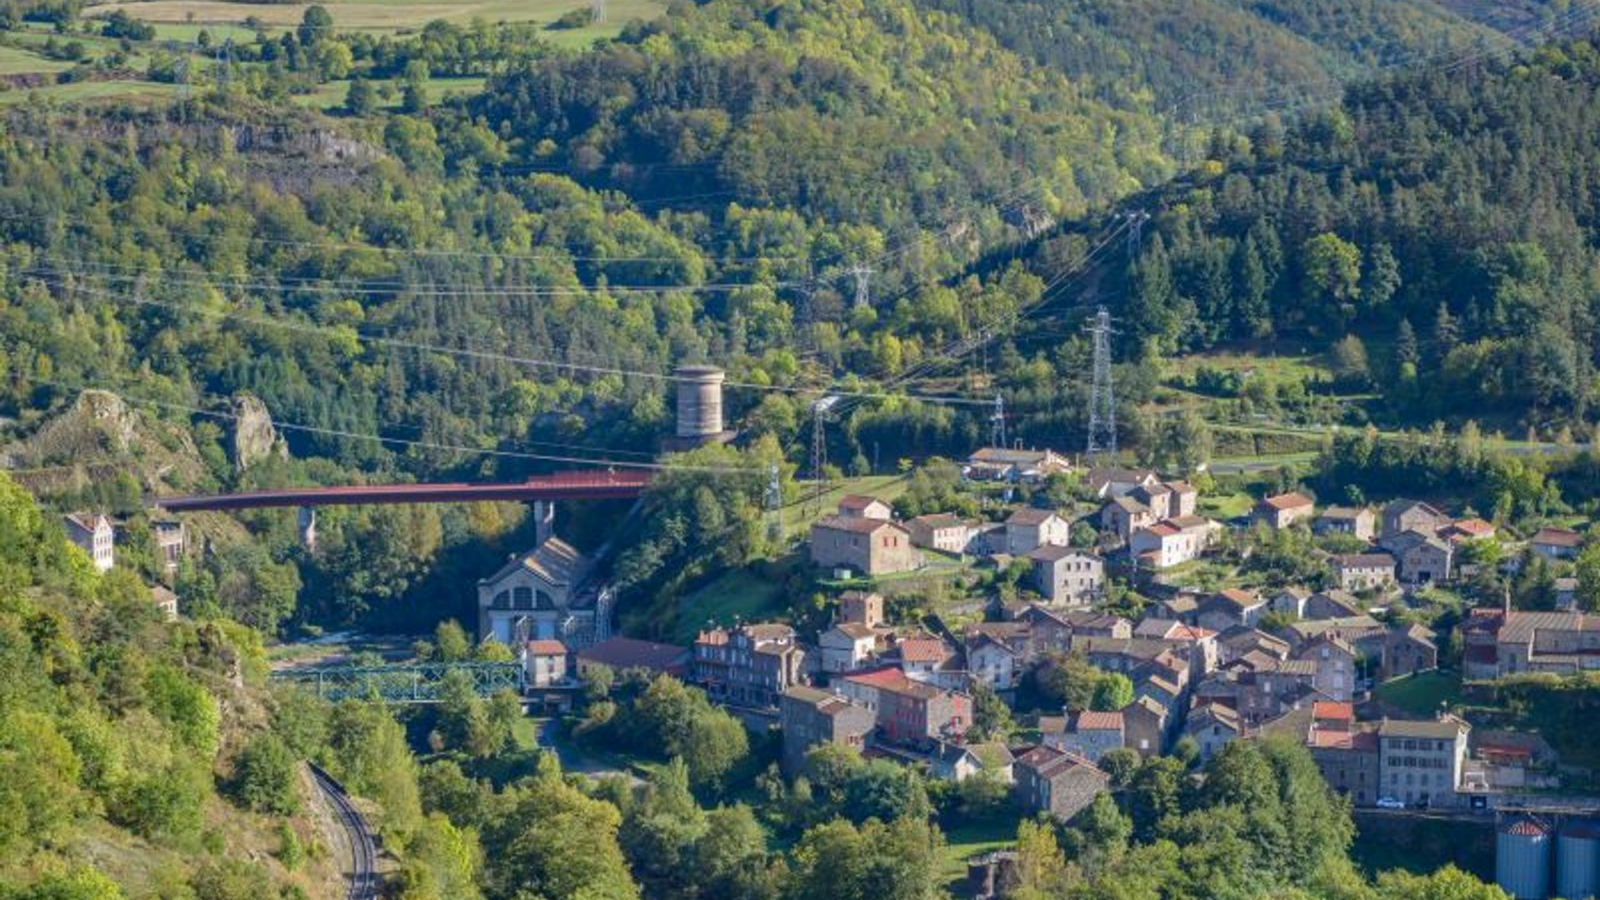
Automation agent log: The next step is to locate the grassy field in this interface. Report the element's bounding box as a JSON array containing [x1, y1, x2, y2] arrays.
[[0, 79, 179, 106], [87, 0, 667, 35], [0, 45, 70, 76], [1374, 671, 1463, 716], [940, 815, 1017, 881], [780, 474, 911, 537], [672, 561, 794, 643]]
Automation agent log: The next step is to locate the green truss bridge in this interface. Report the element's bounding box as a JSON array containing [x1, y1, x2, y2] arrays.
[[271, 661, 524, 703]]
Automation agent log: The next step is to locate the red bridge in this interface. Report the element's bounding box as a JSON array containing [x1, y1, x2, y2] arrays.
[[155, 470, 654, 512]]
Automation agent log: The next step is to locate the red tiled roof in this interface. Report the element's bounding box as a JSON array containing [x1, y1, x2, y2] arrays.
[[813, 515, 905, 535], [1533, 527, 1583, 548], [1312, 701, 1354, 721], [577, 637, 689, 672], [1074, 710, 1124, 731], [839, 494, 885, 510], [526, 640, 568, 656], [895, 638, 953, 663], [1449, 518, 1496, 537], [1261, 492, 1314, 510]]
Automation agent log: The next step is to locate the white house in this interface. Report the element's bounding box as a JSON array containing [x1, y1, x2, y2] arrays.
[[64, 513, 114, 573], [1129, 516, 1218, 569]]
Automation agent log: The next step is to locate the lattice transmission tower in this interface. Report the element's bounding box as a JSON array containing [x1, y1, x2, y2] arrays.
[[1084, 306, 1118, 462]]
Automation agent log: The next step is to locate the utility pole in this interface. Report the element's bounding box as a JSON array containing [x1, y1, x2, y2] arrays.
[[806, 396, 838, 517], [1119, 210, 1151, 259], [1084, 306, 1118, 463], [990, 393, 1007, 449], [847, 264, 873, 311]]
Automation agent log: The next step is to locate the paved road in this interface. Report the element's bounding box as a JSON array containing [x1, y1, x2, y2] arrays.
[[310, 763, 378, 900]]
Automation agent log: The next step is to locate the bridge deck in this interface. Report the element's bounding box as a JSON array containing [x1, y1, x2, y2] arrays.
[[156, 470, 652, 511]]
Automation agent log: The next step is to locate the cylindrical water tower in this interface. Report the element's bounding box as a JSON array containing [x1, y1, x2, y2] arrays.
[[1558, 820, 1600, 900], [1498, 818, 1554, 900], [671, 364, 730, 448]]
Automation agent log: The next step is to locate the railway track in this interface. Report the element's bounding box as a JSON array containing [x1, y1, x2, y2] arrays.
[[310, 763, 378, 900]]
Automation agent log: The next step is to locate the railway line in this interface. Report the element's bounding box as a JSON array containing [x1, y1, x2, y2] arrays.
[[310, 763, 378, 900]]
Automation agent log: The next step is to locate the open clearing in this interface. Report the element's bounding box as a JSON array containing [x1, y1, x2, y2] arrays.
[[0, 79, 178, 105], [0, 45, 71, 76], [85, 0, 668, 34]]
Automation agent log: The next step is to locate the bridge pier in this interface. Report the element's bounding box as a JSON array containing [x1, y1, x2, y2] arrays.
[[534, 500, 554, 546], [298, 507, 318, 552]]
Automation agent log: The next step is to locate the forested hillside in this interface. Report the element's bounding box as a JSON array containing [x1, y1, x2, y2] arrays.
[[1083, 38, 1600, 429], [914, 0, 1506, 113]]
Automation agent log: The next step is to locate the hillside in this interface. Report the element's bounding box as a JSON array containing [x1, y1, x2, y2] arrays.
[[962, 34, 1600, 448], [0, 472, 346, 898], [914, 0, 1510, 115]]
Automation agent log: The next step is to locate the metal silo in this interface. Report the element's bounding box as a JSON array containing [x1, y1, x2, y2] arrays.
[[1498, 817, 1553, 900], [1558, 821, 1600, 900]]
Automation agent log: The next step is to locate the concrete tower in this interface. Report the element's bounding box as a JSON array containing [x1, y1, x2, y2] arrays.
[[669, 365, 733, 449]]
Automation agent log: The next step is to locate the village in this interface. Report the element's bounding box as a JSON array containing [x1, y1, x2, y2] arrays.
[[467, 444, 1600, 829]]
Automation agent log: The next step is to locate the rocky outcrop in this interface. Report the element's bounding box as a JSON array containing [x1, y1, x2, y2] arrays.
[[230, 394, 287, 471]]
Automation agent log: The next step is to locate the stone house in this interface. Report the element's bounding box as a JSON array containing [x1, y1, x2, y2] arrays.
[[964, 447, 1073, 483], [1302, 590, 1365, 621], [1005, 508, 1071, 555], [692, 624, 806, 708], [966, 632, 1020, 690], [1531, 527, 1583, 561], [1028, 546, 1104, 606], [839, 591, 886, 627], [1306, 702, 1380, 807], [64, 513, 114, 573], [152, 519, 186, 576], [1101, 495, 1158, 544], [891, 635, 958, 681], [1254, 492, 1315, 530], [1315, 507, 1377, 541], [1383, 625, 1438, 678], [810, 516, 921, 576], [1012, 746, 1110, 821], [1041, 710, 1125, 762], [1086, 467, 1161, 499], [575, 637, 690, 680], [1382, 500, 1451, 539], [906, 513, 977, 554], [837, 495, 894, 521], [1123, 695, 1171, 755], [1382, 531, 1453, 584], [1183, 703, 1243, 763], [1461, 608, 1600, 679], [149, 584, 179, 621], [1290, 633, 1357, 702], [931, 741, 1015, 783], [1215, 626, 1290, 667], [1196, 588, 1269, 633], [1331, 553, 1397, 592], [780, 686, 875, 774], [834, 666, 972, 747], [1440, 518, 1497, 544]]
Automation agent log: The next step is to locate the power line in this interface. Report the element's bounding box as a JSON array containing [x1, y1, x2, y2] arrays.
[[39, 277, 994, 407], [1, 364, 746, 474]]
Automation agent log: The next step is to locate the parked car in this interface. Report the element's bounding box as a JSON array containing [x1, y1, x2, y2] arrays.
[[1375, 796, 1405, 810]]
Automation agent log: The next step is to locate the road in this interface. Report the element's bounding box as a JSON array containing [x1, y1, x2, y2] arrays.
[[310, 763, 378, 900]]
